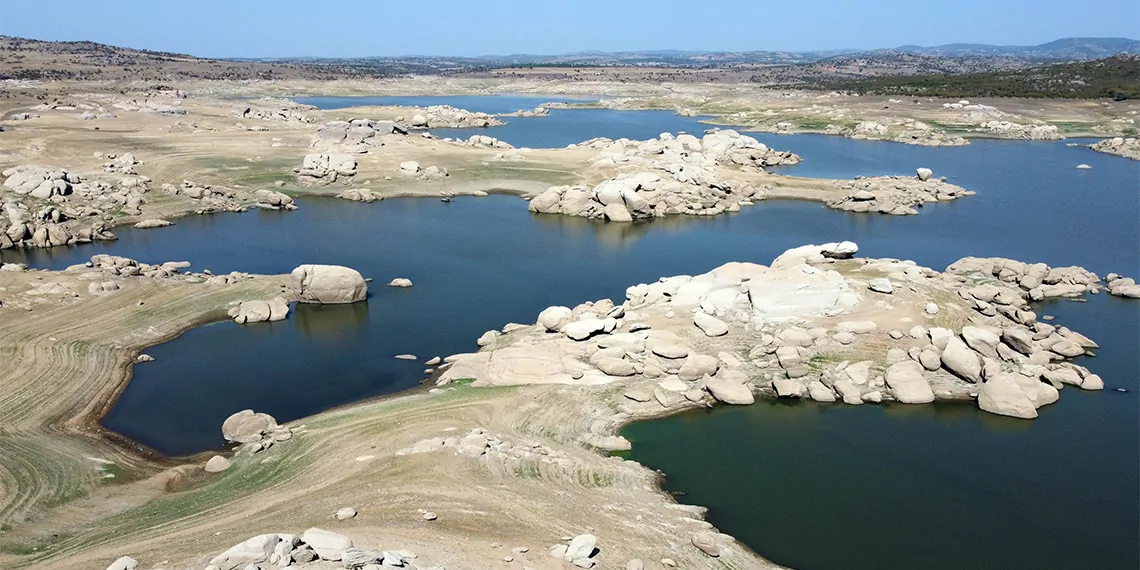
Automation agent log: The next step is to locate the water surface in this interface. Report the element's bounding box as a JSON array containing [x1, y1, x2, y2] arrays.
[[624, 292, 1138, 570], [3, 101, 1137, 570], [297, 94, 721, 148]]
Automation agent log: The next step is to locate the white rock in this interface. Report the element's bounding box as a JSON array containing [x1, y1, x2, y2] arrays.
[[978, 374, 1039, 419], [941, 336, 983, 383], [868, 278, 894, 294], [292, 265, 367, 304], [300, 528, 353, 561], [704, 374, 754, 404], [209, 535, 280, 570], [204, 455, 231, 473], [563, 534, 598, 563], [693, 312, 729, 337], [564, 319, 605, 341], [106, 556, 139, 570], [885, 361, 935, 404], [772, 379, 806, 398], [537, 306, 573, 332]]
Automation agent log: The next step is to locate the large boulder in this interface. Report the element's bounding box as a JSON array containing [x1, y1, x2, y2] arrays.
[[563, 319, 607, 341], [703, 374, 754, 404], [595, 357, 636, 377], [693, 312, 729, 337], [229, 298, 289, 324], [204, 455, 231, 473], [961, 326, 1001, 359], [563, 534, 598, 565], [1001, 327, 1036, 355], [978, 374, 1039, 419], [529, 187, 563, 214], [209, 534, 280, 570], [678, 354, 719, 381], [292, 264, 367, 304], [884, 361, 935, 404], [300, 528, 353, 561], [941, 336, 983, 383], [603, 202, 633, 222], [221, 410, 278, 443], [105, 557, 139, 570], [537, 306, 573, 332]]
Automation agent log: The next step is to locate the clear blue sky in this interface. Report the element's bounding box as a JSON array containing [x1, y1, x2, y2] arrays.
[[1, 0, 1136, 58]]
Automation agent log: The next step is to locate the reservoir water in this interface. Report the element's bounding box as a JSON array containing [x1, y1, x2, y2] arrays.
[[3, 97, 1136, 569]]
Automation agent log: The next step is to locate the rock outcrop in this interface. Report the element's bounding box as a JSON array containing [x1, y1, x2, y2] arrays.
[[291, 264, 368, 304], [827, 171, 973, 215], [228, 298, 290, 324], [528, 171, 764, 222], [221, 409, 293, 452], [945, 257, 1101, 301], [400, 105, 504, 129], [436, 244, 1110, 421], [253, 189, 296, 211], [202, 527, 465, 570], [336, 188, 382, 202], [237, 98, 317, 123], [1089, 137, 1140, 160], [3, 165, 76, 198], [1105, 274, 1140, 298], [978, 120, 1062, 140], [581, 129, 801, 171], [827, 119, 968, 146], [294, 154, 357, 187], [309, 118, 408, 152]]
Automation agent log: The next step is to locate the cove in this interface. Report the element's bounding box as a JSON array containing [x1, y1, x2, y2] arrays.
[[3, 105, 1137, 569]]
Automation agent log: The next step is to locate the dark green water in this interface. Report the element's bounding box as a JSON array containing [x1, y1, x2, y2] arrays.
[[623, 294, 1138, 570], [3, 98, 1137, 569]]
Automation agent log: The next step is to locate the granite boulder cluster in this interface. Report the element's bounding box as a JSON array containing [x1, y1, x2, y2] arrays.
[[826, 168, 975, 215], [437, 243, 1119, 422]]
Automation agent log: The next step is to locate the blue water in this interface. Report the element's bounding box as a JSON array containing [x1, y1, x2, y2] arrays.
[[294, 94, 595, 115], [296, 94, 720, 148], [3, 97, 1137, 570]]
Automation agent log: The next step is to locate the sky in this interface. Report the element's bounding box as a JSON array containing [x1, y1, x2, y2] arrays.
[[0, 0, 1137, 58]]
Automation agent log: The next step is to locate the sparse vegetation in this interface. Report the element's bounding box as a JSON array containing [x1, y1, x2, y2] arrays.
[[826, 55, 1140, 99]]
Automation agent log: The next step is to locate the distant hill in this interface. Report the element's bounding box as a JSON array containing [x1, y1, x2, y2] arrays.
[[824, 54, 1140, 99], [894, 38, 1140, 60], [413, 37, 1140, 68], [0, 35, 391, 81], [1, 34, 1137, 87], [242, 38, 1139, 70]]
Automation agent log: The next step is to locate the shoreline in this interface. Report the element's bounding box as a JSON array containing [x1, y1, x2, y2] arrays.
[[1, 80, 1136, 570], [0, 234, 1133, 570], [0, 279, 785, 568]]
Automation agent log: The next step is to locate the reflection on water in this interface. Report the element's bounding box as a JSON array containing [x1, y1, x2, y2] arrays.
[[292, 301, 371, 338], [529, 211, 684, 249]]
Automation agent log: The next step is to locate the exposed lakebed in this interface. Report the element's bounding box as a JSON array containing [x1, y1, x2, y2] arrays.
[[4, 97, 1137, 570]]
